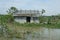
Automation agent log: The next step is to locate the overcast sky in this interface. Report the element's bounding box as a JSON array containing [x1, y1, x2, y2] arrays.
[[0, 0, 60, 16]]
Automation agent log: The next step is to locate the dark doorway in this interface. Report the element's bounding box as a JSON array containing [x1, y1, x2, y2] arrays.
[[26, 17, 31, 22]]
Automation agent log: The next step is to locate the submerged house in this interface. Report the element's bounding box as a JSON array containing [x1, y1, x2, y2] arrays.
[[13, 10, 40, 23]]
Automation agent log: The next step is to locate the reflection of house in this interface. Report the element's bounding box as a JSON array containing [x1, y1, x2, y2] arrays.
[[13, 10, 40, 23]]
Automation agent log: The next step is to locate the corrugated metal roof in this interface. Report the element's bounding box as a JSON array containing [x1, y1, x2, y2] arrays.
[[14, 10, 40, 14], [13, 10, 40, 17]]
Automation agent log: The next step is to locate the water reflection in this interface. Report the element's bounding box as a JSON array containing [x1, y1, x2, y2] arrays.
[[0, 27, 60, 40], [23, 28, 60, 40]]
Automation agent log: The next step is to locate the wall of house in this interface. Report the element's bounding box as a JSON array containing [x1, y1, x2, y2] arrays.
[[14, 16, 39, 23], [30, 17, 39, 23], [33, 17, 39, 23], [14, 16, 26, 23]]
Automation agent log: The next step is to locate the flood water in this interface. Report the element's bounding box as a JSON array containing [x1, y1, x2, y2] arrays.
[[0, 27, 60, 40], [23, 28, 60, 40], [12, 28, 60, 40]]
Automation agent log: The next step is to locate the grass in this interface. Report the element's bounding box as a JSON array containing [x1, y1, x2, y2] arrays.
[[3, 21, 60, 39], [0, 15, 60, 29], [6, 21, 60, 29], [1, 15, 60, 39]]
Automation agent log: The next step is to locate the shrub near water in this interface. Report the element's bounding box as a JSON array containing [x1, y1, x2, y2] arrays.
[[0, 15, 14, 23]]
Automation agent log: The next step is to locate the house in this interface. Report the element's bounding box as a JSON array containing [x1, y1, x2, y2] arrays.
[[13, 10, 40, 23]]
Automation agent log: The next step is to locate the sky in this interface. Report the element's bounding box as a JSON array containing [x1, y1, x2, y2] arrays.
[[0, 0, 60, 16]]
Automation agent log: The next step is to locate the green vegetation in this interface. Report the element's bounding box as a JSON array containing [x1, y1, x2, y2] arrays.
[[0, 15, 60, 29], [0, 14, 14, 24], [0, 14, 60, 39]]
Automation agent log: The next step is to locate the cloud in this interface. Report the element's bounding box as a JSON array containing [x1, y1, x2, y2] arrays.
[[0, 0, 60, 16]]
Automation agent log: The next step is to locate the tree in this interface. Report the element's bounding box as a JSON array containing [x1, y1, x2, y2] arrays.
[[39, 9, 45, 23], [7, 7, 18, 22], [7, 7, 18, 14], [41, 9, 45, 15]]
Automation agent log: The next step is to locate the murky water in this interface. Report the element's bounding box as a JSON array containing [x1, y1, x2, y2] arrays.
[[22, 28, 60, 40], [0, 27, 60, 40], [12, 28, 60, 40]]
